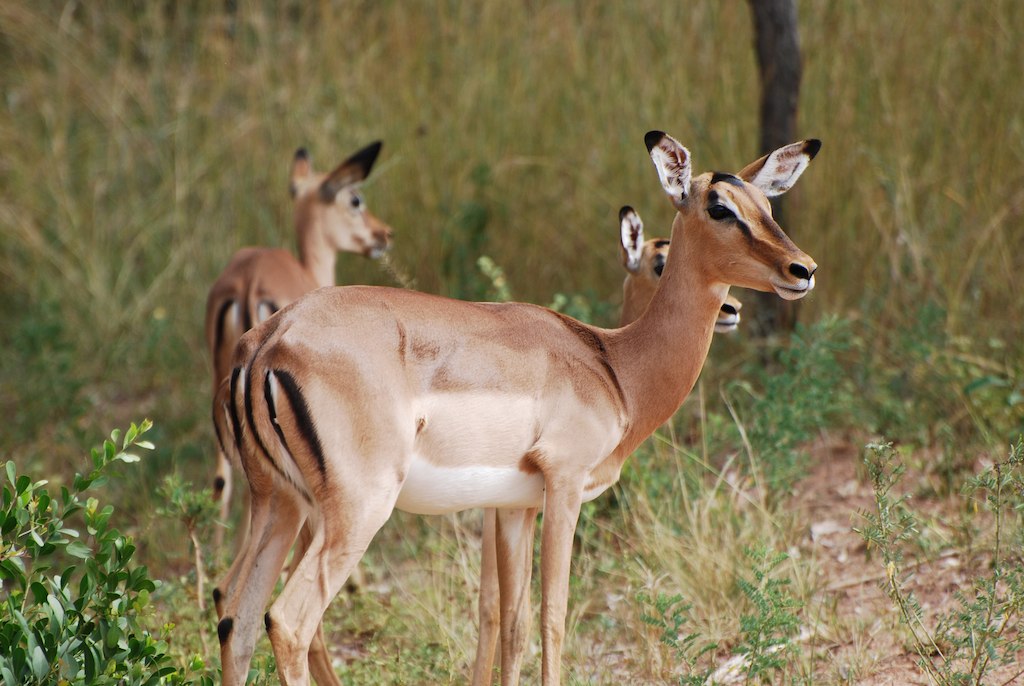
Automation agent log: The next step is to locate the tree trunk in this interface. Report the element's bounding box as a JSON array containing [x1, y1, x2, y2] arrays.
[[747, 0, 803, 338]]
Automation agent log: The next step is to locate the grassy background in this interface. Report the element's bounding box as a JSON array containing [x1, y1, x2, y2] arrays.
[[2, 1, 1023, 683]]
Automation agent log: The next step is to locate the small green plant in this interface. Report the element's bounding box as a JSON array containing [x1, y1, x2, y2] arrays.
[[636, 590, 717, 685], [0, 421, 214, 685], [732, 545, 803, 684], [724, 315, 853, 496], [857, 439, 1024, 686], [156, 474, 218, 616]]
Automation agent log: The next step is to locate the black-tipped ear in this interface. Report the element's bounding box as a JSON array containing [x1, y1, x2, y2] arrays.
[[343, 140, 383, 179], [619, 205, 635, 221], [290, 147, 313, 198], [319, 140, 383, 200], [804, 139, 822, 160], [644, 131, 665, 153]]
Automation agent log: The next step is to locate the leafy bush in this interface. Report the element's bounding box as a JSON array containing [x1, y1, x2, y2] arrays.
[[0, 421, 213, 685]]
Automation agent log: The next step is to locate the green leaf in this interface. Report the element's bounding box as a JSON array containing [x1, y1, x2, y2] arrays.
[[5, 461, 15, 487], [31, 643, 48, 679], [47, 594, 66, 625], [66, 541, 92, 559], [29, 581, 48, 604]]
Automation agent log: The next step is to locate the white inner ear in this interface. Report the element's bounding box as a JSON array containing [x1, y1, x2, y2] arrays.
[[747, 144, 811, 197], [650, 137, 692, 205], [620, 212, 644, 273]]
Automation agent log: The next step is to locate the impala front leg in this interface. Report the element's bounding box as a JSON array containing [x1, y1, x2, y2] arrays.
[[539, 482, 583, 686], [496, 507, 539, 686], [471, 508, 500, 686]]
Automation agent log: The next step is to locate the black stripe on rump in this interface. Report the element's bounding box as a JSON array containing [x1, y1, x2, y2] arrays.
[[244, 365, 278, 472], [241, 301, 253, 332], [272, 369, 328, 476], [214, 299, 235, 364]]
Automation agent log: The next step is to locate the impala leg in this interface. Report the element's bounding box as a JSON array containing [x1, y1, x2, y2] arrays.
[[286, 522, 342, 686], [497, 507, 539, 686], [539, 485, 583, 686], [266, 491, 396, 685], [213, 477, 269, 619], [219, 481, 306, 686], [471, 508, 500, 686], [213, 448, 233, 550]]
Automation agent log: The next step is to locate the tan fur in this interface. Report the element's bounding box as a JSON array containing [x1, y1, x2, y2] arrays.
[[215, 133, 820, 686], [620, 235, 743, 330]]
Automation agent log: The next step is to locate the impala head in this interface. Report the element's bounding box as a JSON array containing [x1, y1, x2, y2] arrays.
[[645, 131, 819, 299], [289, 141, 393, 258], [619, 206, 743, 332]]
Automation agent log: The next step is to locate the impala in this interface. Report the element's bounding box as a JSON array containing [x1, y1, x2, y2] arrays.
[[214, 131, 819, 685], [618, 206, 743, 331], [468, 204, 746, 684], [205, 141, 391, 546]]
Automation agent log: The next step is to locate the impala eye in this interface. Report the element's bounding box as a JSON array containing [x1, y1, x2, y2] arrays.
[[653, 254, 666, 277], [350, 194, 363, 209], [707, 204, 735, 221]]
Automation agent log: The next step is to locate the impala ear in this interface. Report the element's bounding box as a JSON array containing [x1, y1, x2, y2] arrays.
[[619, 206, 644, 273], [290, 148, 312, 198], [737, 139, 821, 198], [319, 140, 383, 201], [645, 131, 691, 210]]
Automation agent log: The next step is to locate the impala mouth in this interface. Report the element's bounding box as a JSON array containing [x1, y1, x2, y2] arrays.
[[771, 275, 815, 301], [367, 243, 391, 259], [714, 312, 740, 333]]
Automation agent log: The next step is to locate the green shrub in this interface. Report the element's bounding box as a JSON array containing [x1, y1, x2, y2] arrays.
[[0, 421, 213, 685]]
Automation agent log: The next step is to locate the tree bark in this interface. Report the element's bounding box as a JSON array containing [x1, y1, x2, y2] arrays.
[[747, 0, 803, 337]]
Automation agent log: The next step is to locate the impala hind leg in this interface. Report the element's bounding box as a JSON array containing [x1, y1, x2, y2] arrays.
[[472, 509, 500, 686], [497, 507, 539, 686], [265, 492, 397, 685], [212, 448, 233, 550], [219, 485, 306, 686], [288, 522, 342, 686]]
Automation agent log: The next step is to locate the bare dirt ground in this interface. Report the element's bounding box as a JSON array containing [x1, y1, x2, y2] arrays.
[[793, 438, 1023, 686]]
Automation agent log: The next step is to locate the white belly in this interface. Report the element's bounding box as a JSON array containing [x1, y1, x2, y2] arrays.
[[395, 457, 545, 515]]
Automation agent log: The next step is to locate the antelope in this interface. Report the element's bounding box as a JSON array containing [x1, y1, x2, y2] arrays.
[[213, 131, 820, 686], [618, 206, 743, 331], [205, 141, 391, 547], [468, 205, 746, 684]]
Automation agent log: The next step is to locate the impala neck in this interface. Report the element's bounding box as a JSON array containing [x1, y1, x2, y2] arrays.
[[610, 212, 727, 446], [295, 209, 336, 288]]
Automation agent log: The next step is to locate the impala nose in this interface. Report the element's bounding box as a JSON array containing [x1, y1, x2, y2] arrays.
[[788, 262, 814, 281], [721, 302, 738, 315]]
